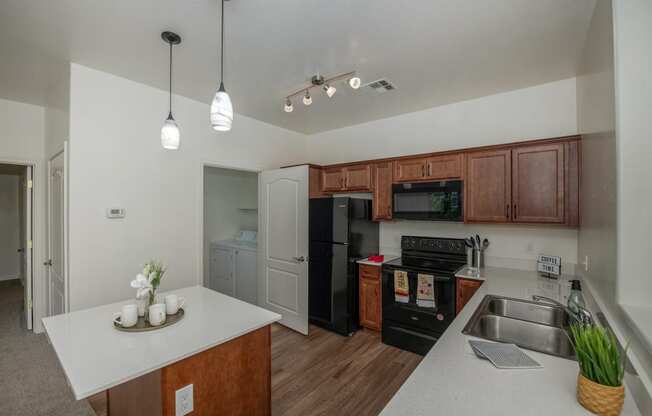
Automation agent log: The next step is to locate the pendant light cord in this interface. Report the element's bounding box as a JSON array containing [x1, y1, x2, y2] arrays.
[[169, 41, 173, 117], [220, 0, 225, 85]]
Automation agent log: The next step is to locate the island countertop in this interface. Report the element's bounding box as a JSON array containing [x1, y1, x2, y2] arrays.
[[380, 267, 641, 416], [42, 285, 281, 400]]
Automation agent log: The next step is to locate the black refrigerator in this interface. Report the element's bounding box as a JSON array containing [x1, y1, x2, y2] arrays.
[[309, 197, 379, 336]]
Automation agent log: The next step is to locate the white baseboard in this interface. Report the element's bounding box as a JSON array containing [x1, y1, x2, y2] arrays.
[[0, 275, 19, 282]]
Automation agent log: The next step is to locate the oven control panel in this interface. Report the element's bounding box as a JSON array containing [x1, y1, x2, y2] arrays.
[[401, 236, 466, 255]]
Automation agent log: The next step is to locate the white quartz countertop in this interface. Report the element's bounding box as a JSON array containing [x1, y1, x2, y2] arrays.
[[356, 255, 399, 267], [42, 286, 281, 400], [380, 267, 641, 416]]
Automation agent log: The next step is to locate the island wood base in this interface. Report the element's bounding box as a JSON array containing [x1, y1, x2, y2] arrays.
[[106, 325, 271, 416]]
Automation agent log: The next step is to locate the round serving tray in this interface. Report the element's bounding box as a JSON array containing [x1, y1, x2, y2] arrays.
[[113, 308, 185, 332]]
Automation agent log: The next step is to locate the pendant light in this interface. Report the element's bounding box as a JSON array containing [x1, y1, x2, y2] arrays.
[[161, 31, 182, 150], [210, 0, 233, 131]]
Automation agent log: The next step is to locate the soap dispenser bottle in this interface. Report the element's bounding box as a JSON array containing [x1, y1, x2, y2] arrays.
[[567, 279, 586, 315]]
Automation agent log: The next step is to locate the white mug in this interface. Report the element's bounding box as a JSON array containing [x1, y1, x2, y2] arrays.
[[148, 303, 167, 326], [136, 297, 147, 317], [164, 294, 185, 315], [113, 304, 138, 328]]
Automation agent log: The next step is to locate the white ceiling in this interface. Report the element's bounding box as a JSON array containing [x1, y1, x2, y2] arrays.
[[0, 0, 596, 134]]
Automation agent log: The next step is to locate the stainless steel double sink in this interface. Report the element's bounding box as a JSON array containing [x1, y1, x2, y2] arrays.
[[462, 295, 575, 359]]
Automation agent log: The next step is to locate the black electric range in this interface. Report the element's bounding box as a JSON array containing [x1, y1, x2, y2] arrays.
[[381, 236, 466, 355]]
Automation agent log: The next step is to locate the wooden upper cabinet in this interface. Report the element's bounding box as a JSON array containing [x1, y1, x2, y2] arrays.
[[512, 143, 564, 223], [372, 162, 393, 220], [465, 149, 512, 223], [425, 154, 463, 180], [564, 140, 580, 227], [322, 167, 344, 192], [343, 164, 373, 191], [309, 167, 329, 198], [394, 158, 427, 182]]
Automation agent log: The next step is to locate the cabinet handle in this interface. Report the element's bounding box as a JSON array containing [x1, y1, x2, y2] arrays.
[[427, 164, 431, 177], [514, 204, 517, 219], [421, 165, 425, 177], [506, 204, 510, 219]]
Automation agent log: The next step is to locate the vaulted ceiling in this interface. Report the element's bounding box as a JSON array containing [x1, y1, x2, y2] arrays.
[[0, 0, 596, 134]]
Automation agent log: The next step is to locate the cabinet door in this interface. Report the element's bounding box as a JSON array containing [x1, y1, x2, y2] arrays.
[[393, 158, 427, 182], [359, 277, 381, 330], [465, 149, 512, 222], [234, 249, 257, 305], [456, 278, 483, 314], [425, 154, 463, 180], [322, 168, 344, 192], [309, 167, 328, 198], [372, 162, 393, 220], [512, 143, 564, 223], [343, 164, 373, 191], [210, 246, 234, 296]]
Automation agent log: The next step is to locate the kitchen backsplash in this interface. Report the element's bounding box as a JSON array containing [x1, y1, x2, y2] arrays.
[[380, 220, 578, 275]]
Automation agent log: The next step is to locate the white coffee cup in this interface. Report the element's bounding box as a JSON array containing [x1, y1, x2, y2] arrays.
[[113, 304, 138, 328], [148, 303, 167, 326], [164, 294, 185, 315]]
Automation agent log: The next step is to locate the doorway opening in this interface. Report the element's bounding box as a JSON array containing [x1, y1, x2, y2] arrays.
[[0, 163, 33, 332], [202, 165, 259, 305]]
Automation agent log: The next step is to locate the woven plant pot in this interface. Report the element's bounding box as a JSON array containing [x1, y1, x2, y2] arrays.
[[577, 373, 624, 416]]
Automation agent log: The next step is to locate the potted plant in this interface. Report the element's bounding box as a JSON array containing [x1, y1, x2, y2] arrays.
[[569, 324, 627, 416], [130, 261, 166, 319]]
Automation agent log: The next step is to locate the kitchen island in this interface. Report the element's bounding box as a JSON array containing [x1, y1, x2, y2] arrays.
[[380, 267, 641, 416], [43, 285, 281, 416]]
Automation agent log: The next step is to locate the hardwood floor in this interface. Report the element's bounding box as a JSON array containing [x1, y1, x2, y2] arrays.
[[271, 324, 421, 416], [89, 323, 422, 416]]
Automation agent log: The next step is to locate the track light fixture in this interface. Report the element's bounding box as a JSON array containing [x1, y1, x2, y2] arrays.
[[282, 71, 360, 113], [323, 84, 336, 98], [284, 99, 294, 113], [302, 91, 312, 106]]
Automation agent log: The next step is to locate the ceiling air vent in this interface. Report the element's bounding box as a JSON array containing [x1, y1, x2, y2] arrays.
[[365, 78, 396, 93]]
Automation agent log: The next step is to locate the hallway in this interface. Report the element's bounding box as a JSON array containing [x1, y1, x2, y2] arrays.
[[0, 280, 94, 416]]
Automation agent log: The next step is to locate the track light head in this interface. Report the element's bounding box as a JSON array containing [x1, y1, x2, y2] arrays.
[[323, 84, 336, 98], [303, 91, 312, 106], [348, 77, 361, 89], [284, 99, 294, 113]]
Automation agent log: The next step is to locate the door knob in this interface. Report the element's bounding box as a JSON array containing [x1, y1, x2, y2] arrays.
[[43, 259, 53, 266], [293, 256, 306, 263]]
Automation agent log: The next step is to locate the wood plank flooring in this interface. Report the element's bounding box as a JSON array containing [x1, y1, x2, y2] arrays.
[[89, 323, 422, 416], [271, 323, 421, 416]]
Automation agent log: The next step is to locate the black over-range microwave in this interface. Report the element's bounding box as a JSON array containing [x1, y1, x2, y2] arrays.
[[392, 180, 463, 221]]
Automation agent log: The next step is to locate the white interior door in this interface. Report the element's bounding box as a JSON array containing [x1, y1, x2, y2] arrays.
[[258, 165, 309, 335], [23, 166, 33, 329], [210, 246, 234, 296], [48, 151, 66, 316], [235, 249, 257, 305]]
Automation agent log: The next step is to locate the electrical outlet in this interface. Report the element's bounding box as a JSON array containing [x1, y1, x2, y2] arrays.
[[175, 384, 193, 416]]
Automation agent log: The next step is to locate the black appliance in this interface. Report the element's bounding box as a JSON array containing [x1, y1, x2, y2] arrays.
[[392, 180, 463, 221], [382, 236, 466, 355], [309, 197, 379, 336]]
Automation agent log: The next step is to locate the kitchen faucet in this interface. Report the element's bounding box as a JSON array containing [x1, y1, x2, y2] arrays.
[[532, 295, 594, 326]]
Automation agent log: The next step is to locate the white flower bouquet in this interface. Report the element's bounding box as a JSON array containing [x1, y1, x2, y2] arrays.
[[130, 261, 166, 309]]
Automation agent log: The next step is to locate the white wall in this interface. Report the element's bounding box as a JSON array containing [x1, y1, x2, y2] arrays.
[[203, 166, 258, 284], [307, 78, 580, 271], [307, 78, 578, 164], [0, 174, 20, 280], [68, 64, 307, 311], [613, 0, 652, 307], [0, 97, 47, 332]]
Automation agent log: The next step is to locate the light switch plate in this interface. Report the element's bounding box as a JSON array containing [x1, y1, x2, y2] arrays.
[[175, 384, 193, 416]]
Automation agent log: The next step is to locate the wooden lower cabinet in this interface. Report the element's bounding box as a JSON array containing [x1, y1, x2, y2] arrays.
[[359, 264, 382, 331], [456, 278, 483, 315]]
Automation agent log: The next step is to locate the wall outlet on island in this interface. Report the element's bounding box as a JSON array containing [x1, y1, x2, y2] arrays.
[[176, 384, 193, 416]]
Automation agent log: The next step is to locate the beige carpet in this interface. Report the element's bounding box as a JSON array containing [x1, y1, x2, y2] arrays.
[[0, 280, 95, 416]]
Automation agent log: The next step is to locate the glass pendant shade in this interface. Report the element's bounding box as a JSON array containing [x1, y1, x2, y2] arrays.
[[210, 83, 233, 131], [161, 115, 180, 150]]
